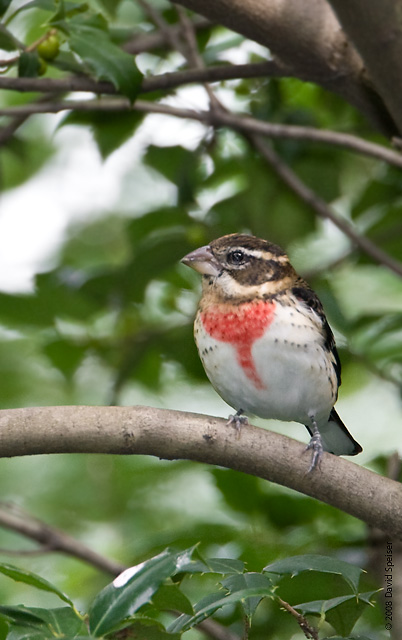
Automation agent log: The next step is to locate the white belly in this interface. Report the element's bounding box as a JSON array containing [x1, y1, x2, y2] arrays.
[[195, 304, 337, 426]]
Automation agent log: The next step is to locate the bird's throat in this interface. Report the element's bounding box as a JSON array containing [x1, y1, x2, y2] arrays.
[[200, 300, 276, 389]]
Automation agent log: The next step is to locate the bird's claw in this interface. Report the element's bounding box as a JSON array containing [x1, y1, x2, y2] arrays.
[[227, 410, 248, 438], [305, 421, 324, 472]]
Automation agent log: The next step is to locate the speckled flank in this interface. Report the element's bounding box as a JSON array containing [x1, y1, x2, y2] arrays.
[[200, 300, 276, 389]]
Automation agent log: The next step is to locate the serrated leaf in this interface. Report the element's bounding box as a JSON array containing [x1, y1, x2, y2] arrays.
[[152, 585, 193, 615], [175, 555, 245, 576], [68, 20, 142, 101], [89, 547, 195, 637], [0, 564, 75, 608], [222, 573, 274, 619], [18, 51, 41, 77], [124, 619, 180, 639], [0, 606, 46, 628], [263, 555, 363, 593], [168, 574, 274, 633], [208, 558, 245, 574], [323, 591, 377, 637], [26, 607, 86, 636]]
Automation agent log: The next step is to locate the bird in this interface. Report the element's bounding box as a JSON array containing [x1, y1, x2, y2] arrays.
[[181, 233, 362, 471]]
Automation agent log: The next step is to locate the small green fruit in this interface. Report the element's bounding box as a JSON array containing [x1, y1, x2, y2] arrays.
[[38, 57, 47, 76], [37, 34, 60, 61]]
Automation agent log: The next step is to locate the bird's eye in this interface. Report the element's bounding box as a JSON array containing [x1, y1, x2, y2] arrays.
[[226, 249, 247, 266]]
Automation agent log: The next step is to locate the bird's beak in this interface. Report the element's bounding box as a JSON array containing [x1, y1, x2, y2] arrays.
[[181, 245, 221, 277]]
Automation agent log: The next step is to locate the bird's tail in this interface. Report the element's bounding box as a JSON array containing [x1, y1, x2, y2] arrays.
[[305, 408, 362, 457]]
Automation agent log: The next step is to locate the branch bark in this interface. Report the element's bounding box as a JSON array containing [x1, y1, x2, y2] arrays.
[[0, 62, 284, 96], [171, 0, 398, 135], [0, 406, 401, 539], [327, 0, 402, 135]]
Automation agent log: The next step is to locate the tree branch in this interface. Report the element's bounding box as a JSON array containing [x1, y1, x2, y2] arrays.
[[327, 0, 402, 135], [171, 0, 397, 136], [1, 97, 402, 169], [0, 406, 401, 539], [0, 61, 285, 96], [0, 503, 125, 575], [2, 94, 401, 277], [277, 596, 318, 640], [123, 16, 212, 55], [248, 136, 402, 279]]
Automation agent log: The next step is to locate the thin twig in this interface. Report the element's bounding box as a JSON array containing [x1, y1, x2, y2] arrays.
[[1, 96, 402, 169], [123, 16, 212, 54], [0, 503, 125, 575], [277, 596, 319, 640], [176, 5, 223, 111], [249, 135, 402, 278], [138, 0, 188, 58], [0, 61, 286, 95]]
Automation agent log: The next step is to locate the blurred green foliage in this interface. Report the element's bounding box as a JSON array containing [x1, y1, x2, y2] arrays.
[[0, 0, 400, 638]]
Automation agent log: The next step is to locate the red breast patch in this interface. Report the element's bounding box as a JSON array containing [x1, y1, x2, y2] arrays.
[[200, 300, 276, 389]]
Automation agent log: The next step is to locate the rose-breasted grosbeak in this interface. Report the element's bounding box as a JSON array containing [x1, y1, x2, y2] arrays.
[[181, 233, 362, 471]]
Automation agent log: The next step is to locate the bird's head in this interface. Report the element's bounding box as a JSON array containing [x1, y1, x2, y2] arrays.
[[181, 234, 297, 300]]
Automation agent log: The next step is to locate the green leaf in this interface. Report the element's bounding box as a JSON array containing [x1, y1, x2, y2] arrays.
[[0, 606, 86, 638], [68, 19, 142, 101], [175, 552, 245, 576], [96, 0, 124, 16], [5, 630, 47, 640], [263, 555, 363, 594], [0, 564, 75, 608], [152, 585, 193, 615], [222, 573, 274, 619], [89, 547, 195, 636], [207, 558, 245, 574], [121, 618, 180, 640], [0, 617, 9, 639], [294, 591, 378, 636], [168, 574, 274, 633], [0, 0, 12, 15], [18, 51, 41, 77], [0, 271, 98, 327], [60, 110, 143, 158], [144, 145, 199, 205], [0, 26, 17, 50], [26, 607, 86, 636], [43, 338, 86, 379], [0, 606, 46, 628]]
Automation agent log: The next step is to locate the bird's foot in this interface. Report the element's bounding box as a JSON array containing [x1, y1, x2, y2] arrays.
[[305, 420, 323, 472], [227, 409, 248, 438]]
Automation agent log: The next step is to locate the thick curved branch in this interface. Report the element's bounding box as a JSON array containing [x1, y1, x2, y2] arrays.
[[0, 406, 401, 539], [327, 0, 402, 135], [171, 0, 397, 135]]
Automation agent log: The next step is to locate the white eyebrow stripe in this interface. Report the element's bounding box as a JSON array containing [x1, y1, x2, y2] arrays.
[[231, 247, 288, 262]]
